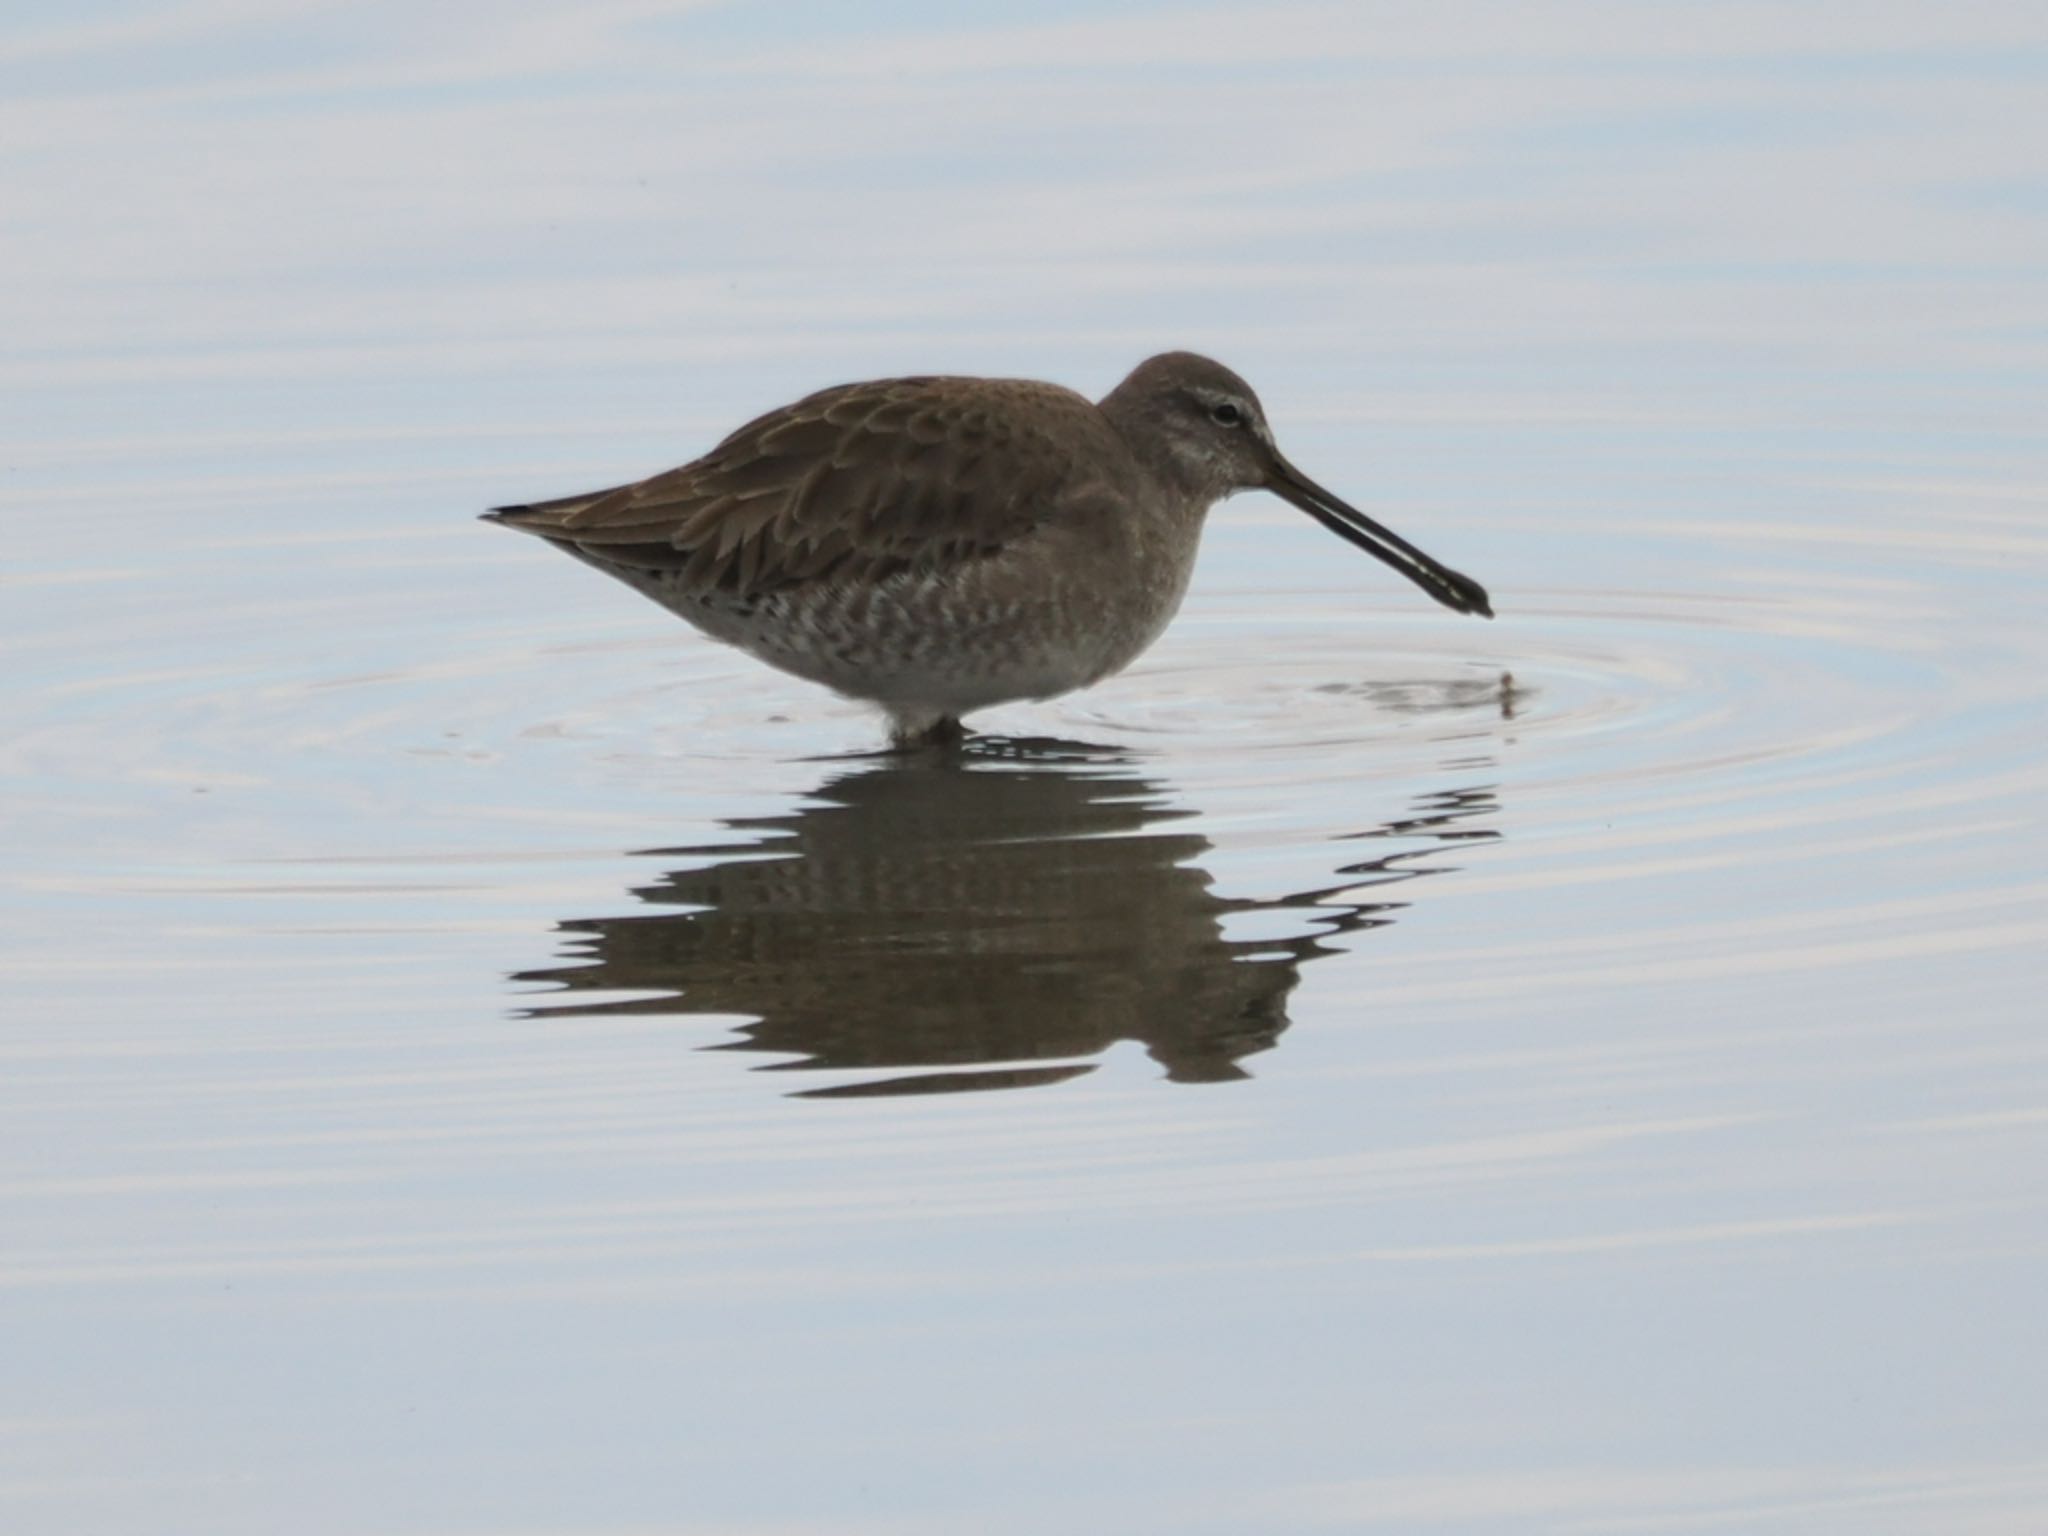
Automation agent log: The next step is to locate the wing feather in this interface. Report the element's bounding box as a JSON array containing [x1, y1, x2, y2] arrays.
[[486, 376, 1118, 598]]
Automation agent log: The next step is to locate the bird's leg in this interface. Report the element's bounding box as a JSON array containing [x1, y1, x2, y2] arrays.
[[886, 709, 969, 751]]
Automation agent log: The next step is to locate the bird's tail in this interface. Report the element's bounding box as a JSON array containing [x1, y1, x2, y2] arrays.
[[480, 488, 613, 535]]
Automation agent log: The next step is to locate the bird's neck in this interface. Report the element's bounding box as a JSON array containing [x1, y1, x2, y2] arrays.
[[1099, 398, 1231, 510]]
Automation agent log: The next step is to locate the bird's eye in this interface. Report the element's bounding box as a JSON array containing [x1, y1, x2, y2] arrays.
[[1210, 402, 1245, 427]]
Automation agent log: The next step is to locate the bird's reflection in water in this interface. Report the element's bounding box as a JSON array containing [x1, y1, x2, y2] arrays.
[[515, 740, 1500, 1097]]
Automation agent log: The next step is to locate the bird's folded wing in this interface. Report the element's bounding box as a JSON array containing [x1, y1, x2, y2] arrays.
[[488, 377, 1111, 599]]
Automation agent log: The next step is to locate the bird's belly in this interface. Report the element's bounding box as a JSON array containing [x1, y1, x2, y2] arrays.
[[682, 581, 1110, 710], [630, 540, 1195, 714]]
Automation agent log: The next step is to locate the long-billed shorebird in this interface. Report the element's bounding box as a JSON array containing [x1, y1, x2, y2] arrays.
[[485, 352, 1492, 744]]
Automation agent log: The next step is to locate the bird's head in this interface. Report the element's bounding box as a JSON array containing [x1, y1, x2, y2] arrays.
[[1103, 351, 1492, 618]]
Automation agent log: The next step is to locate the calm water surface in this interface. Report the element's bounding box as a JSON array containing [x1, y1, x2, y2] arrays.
[[5, 5, 2047, 1533]]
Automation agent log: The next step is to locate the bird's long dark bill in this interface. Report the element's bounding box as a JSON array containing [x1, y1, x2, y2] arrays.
[[1270, 457, 1493, 618]]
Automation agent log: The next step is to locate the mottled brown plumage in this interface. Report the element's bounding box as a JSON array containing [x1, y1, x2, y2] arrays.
[[502, 377, 1115, 599], [486, 352, 1491, 743]]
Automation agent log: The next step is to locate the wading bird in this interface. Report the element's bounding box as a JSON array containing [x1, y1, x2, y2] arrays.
[[486, 352, 1492, 745]]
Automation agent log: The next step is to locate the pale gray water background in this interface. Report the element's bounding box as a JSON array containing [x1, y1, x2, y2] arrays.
[[5, 4, 2048, 1532]]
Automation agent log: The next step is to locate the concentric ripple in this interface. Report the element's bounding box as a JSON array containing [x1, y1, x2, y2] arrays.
[[7, 524, 2043, 1100]]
